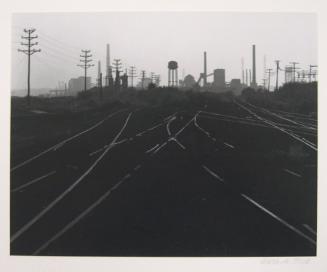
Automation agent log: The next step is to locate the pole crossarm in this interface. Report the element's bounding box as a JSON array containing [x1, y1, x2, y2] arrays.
[[78, 49, 94, 91], [17, 28, 41, 106]]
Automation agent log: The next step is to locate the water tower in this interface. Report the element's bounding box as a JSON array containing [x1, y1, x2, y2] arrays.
[[168, 60, 178, 87]]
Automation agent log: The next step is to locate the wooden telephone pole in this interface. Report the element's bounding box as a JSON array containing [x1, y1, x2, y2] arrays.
[[77, 50, 94, 92], [18, 28, 41, 106], [129, 66, 137, 87], [140, 70, 146, 89], [266, 68, 273, 92]]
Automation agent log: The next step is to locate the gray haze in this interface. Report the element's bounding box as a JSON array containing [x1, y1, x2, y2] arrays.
[[12, 12, 317, 92]]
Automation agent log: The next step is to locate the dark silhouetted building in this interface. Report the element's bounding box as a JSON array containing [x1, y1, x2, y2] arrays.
[[136, 78, 152, 89], [121, 73, 128, 89], [183, 74, 196, 88], [213, 69, 225, 90], [68, 76, 91, 95], [230, 79, 242, 95]]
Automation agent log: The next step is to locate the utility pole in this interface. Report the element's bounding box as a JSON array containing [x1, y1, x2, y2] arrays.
[[289, 62, 299, 82], [105, 44, 110, 87], [262, 78, 267, 90], [112, 59, 123, 89], [302, 70, 306, 82], [18, 28, 41, 106], [97, 60, 102, 88], [78, 50, 94, 92], [141, 70, 146, 89], [275, 60, 281, 91], [99, 73, 103, 100], [122, 68, 128, 89], [129, 66, 137, 87], [155, 75, 161, 86], [309, 65, 317, 82], [150, 72, 156, 84], [266, 68, 273, 92], [284, 65, 292, 83], [263, 55, 266, 89]]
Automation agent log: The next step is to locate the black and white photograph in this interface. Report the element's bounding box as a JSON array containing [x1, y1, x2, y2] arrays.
[[2, 1, 327, 271]]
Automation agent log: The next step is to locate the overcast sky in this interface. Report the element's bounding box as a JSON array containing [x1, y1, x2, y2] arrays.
[[11, 12, 317, 90]]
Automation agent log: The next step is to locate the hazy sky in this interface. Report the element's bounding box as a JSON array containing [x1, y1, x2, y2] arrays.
[[11, 12, 317, 90]]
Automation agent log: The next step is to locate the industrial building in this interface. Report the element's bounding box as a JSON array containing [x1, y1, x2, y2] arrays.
[[183, 74, 196, 88], [229, 79, 242, 95], [68, 76, 92, 95], [136, 78, 152, 89], [213, 69, 226, 91]]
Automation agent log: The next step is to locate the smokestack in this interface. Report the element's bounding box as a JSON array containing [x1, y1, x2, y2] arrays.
[[106, 44, 110, 86], [241, 58, 245, 85], [98, 61, 102, 87], [252, 44, 257, 88], [246, 69, 248, 86], [204, 51, 207, 86], [249, 70, 252, 86]]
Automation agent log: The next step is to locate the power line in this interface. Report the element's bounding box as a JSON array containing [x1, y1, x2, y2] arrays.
[[18, 28, 41, 106], [33, 28, 81, 52], [40, 49, 78, 65], [33, 55, 73, 89], [77, 50, 94, 92], [39, 40, 79, 62], [13, 25, 79, 55], [34, 54, 66, 73]]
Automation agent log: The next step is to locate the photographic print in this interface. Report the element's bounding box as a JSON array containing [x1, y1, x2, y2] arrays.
[[10, 12, 317, 257]]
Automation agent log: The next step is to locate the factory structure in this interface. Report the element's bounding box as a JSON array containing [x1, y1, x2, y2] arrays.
[[68, 76, 93, 95], [65, 43, 259, 95], [178, 51, 243, 95], [51, 42, 317, 97], [177, 44, 259, 95], [52, 42, 262, 96]]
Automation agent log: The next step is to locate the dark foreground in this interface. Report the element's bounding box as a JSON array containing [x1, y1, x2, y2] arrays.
[[10, 96, 317, 256]]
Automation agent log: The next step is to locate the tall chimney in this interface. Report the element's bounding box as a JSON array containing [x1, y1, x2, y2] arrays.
[[246, 69, 248, 86], [106, 44, 110, 85], [241, 58, 245, 85], [249, 69, 252, 86], [252, 44, 257, 88], [204, 51, 207, 86], [98, 61, 101, 87]]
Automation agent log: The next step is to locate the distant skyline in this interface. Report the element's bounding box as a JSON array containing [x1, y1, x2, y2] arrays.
[[12, 12, 317, 92]]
